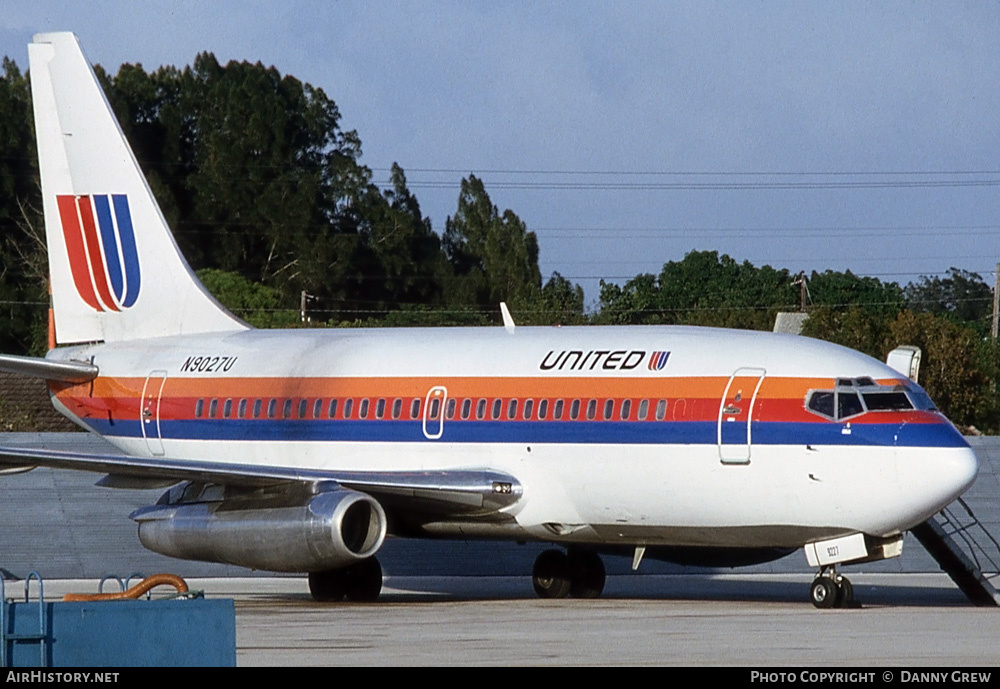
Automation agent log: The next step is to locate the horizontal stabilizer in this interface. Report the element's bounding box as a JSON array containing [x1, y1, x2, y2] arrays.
[[0, 353, 97, 382]]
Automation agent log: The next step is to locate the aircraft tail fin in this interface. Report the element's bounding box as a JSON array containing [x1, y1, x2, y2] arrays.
[[28, 32, 246, 344]]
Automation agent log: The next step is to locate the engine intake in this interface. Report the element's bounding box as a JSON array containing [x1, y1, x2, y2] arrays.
[[131, 484, 387, 573]]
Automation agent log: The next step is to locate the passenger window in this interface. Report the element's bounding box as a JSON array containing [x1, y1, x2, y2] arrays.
[[313, 399, 322, 419], [297, 399, 307, 418], [446, 398, 456, 419], [209, 399, 218, 418], [343, 399, 353, 419], [327, 399, 338, 419], [223, 399, 233, 418], [655, 399, 667, 421], [538, 399, 548, 420], [523, 399, 534, 420], [238, 399, 247, 419], [392, 398, 402, 419], [553, 399, 564, 420], [195, 399, 204, 418], [253, 399, 262, 418], [410, 399, 420, 419], [267, 399, 277, 419], [603, 399, 613, 420], [282, 399, 292, 419], [620, 399, 631, 420], [638, 399, 649, 420], [507, 399, 518, 419], [570, 399, 581, 420], [586, 399, 597, 420], [376, 398, 386, 419], [476, 398, 487, 419], [492, 399, 502, 420], [359, 399, 370, 419], [429, 398, 440, 419], [461, 398, 471, 419]]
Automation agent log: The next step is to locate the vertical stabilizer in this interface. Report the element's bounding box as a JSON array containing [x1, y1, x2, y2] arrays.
[[29, 32, 246, 344]]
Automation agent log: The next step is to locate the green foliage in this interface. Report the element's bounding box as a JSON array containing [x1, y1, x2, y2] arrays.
[[521, 272, 587, 326], [196, 269, 297, 328], [443, 175, 542, 307], [808, 270, 904, 318], [596, 251, 796, 329], [800, 306, 893, 359], [887, 311, 996, 431], [0, 58, 46, 355], [905, 268, 993, 336]]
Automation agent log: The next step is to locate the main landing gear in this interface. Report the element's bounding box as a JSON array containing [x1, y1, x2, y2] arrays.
[[532, 548, 606, 599], [308, 557, 383, 602], [810, 567, 855, 609]]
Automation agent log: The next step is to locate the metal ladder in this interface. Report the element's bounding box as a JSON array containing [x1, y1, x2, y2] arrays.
[[0, 571, 48, 667], [911, 497, 1000, 607]]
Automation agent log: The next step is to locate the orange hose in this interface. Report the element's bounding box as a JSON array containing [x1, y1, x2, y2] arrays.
[[63, 573, 189, 601]]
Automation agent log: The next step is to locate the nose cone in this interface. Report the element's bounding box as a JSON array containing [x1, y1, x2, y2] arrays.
[[897, 445, 979, 530], [943, 445, 980, 502]]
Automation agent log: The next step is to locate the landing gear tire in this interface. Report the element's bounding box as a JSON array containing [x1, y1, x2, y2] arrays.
[[835, 576, 854, 608], [533, 549, 572, 599], [309, 569, 347, 602], [810, 576, 838, 609], [308, 557, 383, 603], [344, 557, 383, 602], [568, 549, 606, 599]]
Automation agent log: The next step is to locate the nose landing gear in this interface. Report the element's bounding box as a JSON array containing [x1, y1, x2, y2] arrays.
[[810, 567, 856, 609]]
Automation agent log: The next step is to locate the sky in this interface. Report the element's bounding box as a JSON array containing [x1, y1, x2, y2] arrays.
[[3, 1, 1000, 307]]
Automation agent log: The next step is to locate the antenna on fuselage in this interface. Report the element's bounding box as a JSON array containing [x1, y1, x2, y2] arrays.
[[500, 302, 516, 334]]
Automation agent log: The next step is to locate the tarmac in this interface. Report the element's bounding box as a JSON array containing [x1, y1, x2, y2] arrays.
[[16, 573, 1000, 666]]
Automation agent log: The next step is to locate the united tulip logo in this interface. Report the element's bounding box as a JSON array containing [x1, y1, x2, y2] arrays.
[[648, 351, 670, 370], [56, 194, 140, 312]]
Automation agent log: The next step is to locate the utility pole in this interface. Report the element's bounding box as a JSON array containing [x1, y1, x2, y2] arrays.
[[301, 291, 311, 324], [793, 272, 808, 312], [992, 264, 999, 340]]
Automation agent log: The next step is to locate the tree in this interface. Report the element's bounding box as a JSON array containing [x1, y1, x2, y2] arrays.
[[596, 251, 796, 329], [0, 58, 46, 354], [196, 269, 298, 328], [443, 175, 542, 308], [807, 270, 904, 318], [887, 311, 996, 431], [905, 268, 993, 335]]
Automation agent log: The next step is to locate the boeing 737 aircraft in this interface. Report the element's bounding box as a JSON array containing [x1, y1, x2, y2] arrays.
[[0, 33, 979, 608]]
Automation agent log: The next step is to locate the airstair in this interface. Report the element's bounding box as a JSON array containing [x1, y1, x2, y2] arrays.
[[911, 497, 1000, 607]]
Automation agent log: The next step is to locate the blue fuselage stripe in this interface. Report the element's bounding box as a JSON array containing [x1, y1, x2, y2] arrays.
[[92, 418, 968, 448]]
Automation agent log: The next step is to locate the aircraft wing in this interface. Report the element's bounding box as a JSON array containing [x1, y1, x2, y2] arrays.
[[0, 353, 98, 383], [0, 442, 522, 518]]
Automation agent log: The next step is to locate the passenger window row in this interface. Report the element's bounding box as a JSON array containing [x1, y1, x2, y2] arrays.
[[192, 395, 678, 422]]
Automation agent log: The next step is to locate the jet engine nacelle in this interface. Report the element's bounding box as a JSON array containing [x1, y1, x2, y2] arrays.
[[132, 485, 387, 572]]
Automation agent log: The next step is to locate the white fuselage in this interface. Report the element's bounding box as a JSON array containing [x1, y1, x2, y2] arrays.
[[46, 324, 979, 550]]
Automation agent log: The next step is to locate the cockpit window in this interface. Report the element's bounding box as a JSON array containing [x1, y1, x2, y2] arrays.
[[837, 391, 863, 419], [862, 392, 913, 411], [904, 384, 937, 411], [807, 391, 834, 418], [806, 378, 920, 421]]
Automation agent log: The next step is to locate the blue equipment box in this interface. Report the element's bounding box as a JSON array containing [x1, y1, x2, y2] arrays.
[[2, 598, 236, 667]]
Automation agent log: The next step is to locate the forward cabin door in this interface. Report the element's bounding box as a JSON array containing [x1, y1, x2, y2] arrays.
[[717, 367, 766, 464], [141, 370, 167, 456]]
